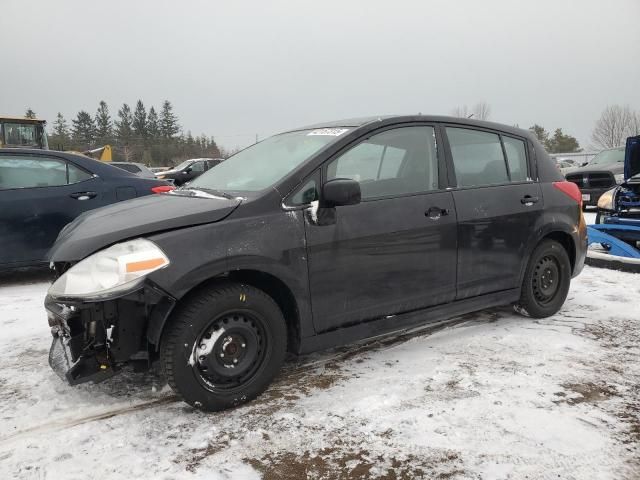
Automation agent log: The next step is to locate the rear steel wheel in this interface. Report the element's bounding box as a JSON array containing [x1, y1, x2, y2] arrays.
[[516, 239, 571, 318]]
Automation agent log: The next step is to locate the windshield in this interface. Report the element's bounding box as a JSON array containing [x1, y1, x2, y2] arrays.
[[589, 147, 624, 165], [3, 123, 38, 147], [189, 128, 349, 192], [172, 160, 194, 171]]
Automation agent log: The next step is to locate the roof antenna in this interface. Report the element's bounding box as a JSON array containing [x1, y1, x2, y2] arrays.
[[467, 113, 475, 119]]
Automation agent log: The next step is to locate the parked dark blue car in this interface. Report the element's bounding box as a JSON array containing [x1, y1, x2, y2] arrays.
[[0, 149, 173, 268]]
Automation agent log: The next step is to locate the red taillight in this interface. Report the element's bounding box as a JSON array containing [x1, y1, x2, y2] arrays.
[[151, 185, 176, 194], [553, 181, 582, 207]]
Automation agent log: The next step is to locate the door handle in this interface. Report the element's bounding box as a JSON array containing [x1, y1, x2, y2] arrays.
[[520, 195, 539, 206], [425, 206, 449, 220], [70, 191, 97, 201]]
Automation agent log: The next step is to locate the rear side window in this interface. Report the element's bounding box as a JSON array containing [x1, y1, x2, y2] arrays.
[[503, 136, 528, 182], [327, 126, 439, 199], [446, 128, 508, 187], [68, 163, 93, 183], [0, 155, 92, 190], [114, 163, 141, 173]]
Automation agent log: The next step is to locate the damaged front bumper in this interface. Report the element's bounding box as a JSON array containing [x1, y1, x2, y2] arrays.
[[46, 283, 176, 385]]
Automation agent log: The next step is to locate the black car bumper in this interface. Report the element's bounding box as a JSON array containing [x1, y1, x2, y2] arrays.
[[46, 284, 176, 385]]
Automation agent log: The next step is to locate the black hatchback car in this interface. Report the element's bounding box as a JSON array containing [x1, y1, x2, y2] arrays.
[[0, 149, 173, 268], [45, 116, 586, 411]]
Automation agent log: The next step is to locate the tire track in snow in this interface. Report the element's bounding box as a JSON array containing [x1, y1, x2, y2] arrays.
[[0, 396, 179, 446]]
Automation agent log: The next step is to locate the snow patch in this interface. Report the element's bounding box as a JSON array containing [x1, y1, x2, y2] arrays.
[[188, 327, 226, 366]]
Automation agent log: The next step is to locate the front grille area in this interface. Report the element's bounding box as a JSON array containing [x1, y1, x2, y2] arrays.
[[566, 174, 584, 187], [566, 172, 615, 189]]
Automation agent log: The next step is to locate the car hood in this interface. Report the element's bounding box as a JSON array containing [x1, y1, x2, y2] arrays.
[[156, 168, 181, 176], [564, 162, 624, 176], [624, 136, 640, 181], [48, 193, 242, 262]]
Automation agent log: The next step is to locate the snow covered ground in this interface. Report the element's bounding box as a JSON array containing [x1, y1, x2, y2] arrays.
[[1, 231, 639, 478]]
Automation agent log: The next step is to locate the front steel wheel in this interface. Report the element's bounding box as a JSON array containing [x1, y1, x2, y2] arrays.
[[161, 283, 287, 411]]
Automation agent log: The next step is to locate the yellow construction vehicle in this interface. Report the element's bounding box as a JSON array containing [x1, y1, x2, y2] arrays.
[[83, 145, 113, 162], [0, 116, 48, 149]]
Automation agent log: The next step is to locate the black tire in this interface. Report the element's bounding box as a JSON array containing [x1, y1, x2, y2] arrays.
[[161, 283, 287, 411], [515, 239, 571, 318]]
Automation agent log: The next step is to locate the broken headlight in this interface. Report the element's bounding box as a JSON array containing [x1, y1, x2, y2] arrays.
[[48, 238, 169, 299]]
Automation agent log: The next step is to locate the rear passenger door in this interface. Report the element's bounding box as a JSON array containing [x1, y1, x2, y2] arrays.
[[442, 126, 542, 299], [0, 152, 103, 266]]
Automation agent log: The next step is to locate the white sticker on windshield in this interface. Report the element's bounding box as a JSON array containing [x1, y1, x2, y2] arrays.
[[307, 128, 350, 136]]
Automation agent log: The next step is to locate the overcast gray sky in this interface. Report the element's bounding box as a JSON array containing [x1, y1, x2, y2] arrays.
[[1, 0, 638, 150]]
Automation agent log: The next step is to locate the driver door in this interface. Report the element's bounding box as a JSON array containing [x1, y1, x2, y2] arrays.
[[303, 125, 458, 332]]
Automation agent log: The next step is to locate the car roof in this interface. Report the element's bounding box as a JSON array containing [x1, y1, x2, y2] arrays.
[[288, 114, 533, 140]]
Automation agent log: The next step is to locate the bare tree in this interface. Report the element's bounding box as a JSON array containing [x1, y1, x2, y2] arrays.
[[591, 105, 638, 148], [451, 105, 471, 118], [474, 102, 491, 120], [451, 102, 491, 120]]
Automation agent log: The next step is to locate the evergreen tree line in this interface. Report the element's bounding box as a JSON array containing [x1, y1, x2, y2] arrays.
[[528, 125, 581, 153], [46, 100, 223, 166]]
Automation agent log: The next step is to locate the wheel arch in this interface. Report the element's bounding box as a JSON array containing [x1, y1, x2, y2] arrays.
[[519, 226, 578, 287], [151, 268, 304, 354]]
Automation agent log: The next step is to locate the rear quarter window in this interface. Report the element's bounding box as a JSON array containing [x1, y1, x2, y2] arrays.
[[503, 137, 529, 182]]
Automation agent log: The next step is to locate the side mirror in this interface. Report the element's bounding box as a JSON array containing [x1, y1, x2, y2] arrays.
[[184, 167, 192, 174], [321, 178, 361, 207]]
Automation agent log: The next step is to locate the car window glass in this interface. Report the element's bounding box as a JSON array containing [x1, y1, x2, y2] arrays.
[[327, 126, 438, 199], [446, 128, 508, 187], [289, 178, 318, 205], [114, 163, 141, 173], [191, 161, 205, 172], [68, 163, 93, 183], [0, 156, 68, 189], [502, 137, 528, 182]]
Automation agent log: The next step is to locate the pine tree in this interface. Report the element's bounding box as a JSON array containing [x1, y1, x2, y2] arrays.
[[546, 129, 581, 153], [529, 125, 549, 146], [115, 103, 134, 145], [71, 111, 96, 147], [48, 112, 70, 150], [132, 100, 148, 139], [159, 100, 180, 139], [52, 113, 69, 138], [147, 106, 160, 140], [208, 136, 221, 157], [95, 100, 113, 144]]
